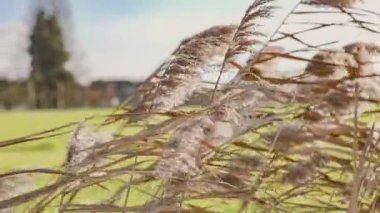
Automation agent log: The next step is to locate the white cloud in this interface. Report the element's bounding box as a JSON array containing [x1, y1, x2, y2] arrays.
[[0, 22, 30, 80]]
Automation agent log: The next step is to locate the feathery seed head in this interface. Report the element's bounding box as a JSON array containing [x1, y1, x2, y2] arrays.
[[282, 152, 327, 185], [305, 50, 358, 78], [306, 0, 363, 8], [65, 121, 113, 172], [0, 173, 35, 201], [344, 42, 380, 65]]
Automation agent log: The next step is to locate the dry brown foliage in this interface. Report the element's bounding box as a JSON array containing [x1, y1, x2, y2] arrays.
[[2, 0, 380, 212]]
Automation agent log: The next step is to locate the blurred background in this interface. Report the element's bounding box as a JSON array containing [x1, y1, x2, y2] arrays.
[[0, 0, 257, 110], [1, 0, 379, 110]]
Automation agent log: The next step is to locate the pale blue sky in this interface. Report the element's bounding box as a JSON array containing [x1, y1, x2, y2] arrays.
[[0, 0, 379, 83]]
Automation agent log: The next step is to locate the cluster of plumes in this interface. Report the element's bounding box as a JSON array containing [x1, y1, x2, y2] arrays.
[[65, 121, 113, 172], [4, 0, 380, 212], [293, 50, 360, 122], [152, 38, 380, 210], [263, 42, 380, 148], [155, 84, 281, 179], [127, 25, 237, 121], [305, 43, 380, 118], [305, 0, 364, 8], [257, 41, 380, 207]]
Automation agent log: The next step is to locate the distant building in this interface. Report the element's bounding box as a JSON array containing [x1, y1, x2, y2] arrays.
[[82, 80, 140, 107], [0, 79, 141, 109]]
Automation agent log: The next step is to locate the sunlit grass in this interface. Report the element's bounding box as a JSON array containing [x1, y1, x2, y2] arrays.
[[0, 108, 112, 171]]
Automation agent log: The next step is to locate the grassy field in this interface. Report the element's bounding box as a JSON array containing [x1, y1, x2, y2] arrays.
[[0, 109, 122, 212], [0, 108, 112, 171]]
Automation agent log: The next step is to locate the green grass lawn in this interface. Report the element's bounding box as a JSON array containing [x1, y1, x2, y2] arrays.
[[0, 109, 119, 212], [0, 108, 112, 171]]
